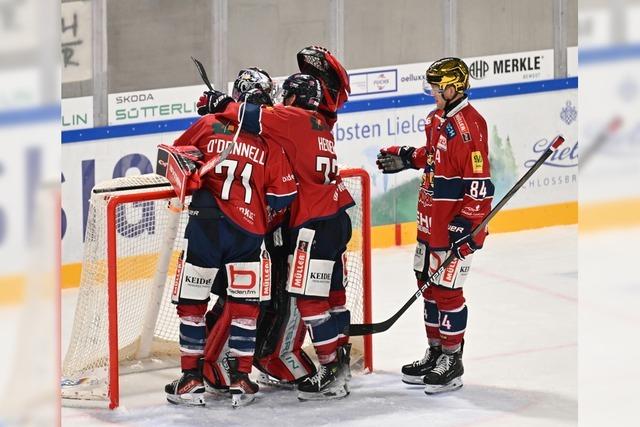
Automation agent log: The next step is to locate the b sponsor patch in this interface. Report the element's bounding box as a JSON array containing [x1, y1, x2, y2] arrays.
[[471, 151, 483, 173]]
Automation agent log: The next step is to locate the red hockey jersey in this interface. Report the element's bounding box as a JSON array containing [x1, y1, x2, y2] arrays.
[[217, 102, 355, 229], [173, 115, 297, 236], [410, 97, 493, 251]]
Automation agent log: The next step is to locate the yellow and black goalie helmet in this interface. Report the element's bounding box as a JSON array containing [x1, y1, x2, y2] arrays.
[[425, 57, 470, 94]]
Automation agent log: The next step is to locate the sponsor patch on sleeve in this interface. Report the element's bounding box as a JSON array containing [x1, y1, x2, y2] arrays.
[[454, 115, 472, 142], [471, 151, 483, 173]]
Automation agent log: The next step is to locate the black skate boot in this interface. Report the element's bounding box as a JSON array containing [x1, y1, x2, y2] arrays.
[[297, 360, 347, 401], [423, 350, 464, 394], [227, 357, 259, 408], [165, 370, 205, 406], [401, 346, 442, 385]]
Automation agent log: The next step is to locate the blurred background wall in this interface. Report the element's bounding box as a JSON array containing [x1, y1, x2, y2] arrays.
[[61, 0, 578, 125]]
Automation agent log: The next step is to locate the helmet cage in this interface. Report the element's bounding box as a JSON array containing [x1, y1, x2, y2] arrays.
[[232, 67, 275, 103]]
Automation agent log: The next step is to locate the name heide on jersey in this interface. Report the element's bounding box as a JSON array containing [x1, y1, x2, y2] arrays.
[[317, 136, 335, 154], [207, 138, 266, 165]]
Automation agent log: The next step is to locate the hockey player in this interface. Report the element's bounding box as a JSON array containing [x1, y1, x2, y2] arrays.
[[377, 58, 494, 394], [196, 71, 354, 401], [252, 46, 352, 390], [164, 68, 297, 408]]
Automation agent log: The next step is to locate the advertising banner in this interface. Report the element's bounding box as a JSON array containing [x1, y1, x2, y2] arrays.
[[62, 97, 93, 130], [107, 85, 202, 125]]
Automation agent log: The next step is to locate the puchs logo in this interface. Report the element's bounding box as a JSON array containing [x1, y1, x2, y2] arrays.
[[373, 73, 390, 91], [469, 60, 490, 80]]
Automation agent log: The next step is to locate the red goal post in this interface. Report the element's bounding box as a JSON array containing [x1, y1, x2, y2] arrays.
[[61, 168, 372, 409]]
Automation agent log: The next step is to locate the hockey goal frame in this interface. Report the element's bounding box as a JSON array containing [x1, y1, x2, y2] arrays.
[[69, 168, 372, 409]]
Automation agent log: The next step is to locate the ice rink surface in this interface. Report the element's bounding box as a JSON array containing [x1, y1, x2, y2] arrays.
[[59, 225, 577, 426]]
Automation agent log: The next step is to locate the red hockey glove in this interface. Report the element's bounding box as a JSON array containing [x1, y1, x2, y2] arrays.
[[376, 146, 415, 174], [196, 90, 233, 116]]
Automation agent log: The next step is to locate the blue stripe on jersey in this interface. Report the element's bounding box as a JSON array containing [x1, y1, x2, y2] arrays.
[[433, 177, 464, 201], [239, 103, 262, 135], [267, 193, 296, 211]]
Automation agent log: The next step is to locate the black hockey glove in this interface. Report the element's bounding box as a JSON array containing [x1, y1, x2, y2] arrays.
[[376, 146, 416, 174], [448, 216, 479, 259], [197, 90, 233, 116]]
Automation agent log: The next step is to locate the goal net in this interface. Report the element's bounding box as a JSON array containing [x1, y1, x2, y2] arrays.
[[61, 169, 371, 409]]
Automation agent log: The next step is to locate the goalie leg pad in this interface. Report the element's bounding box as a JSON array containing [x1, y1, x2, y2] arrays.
[[255, 296, 315, 382], [203, 303, 232, 388], [432, 286, 467, 350], [176, 303, 207, 371], [297, 298, 338, 365]]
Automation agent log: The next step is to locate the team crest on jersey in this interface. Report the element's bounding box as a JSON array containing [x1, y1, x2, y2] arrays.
[[212, 122, 233, 135], [310, 116, 329, 131], [437, 135, 448, 151], [445, 122, 456, 139], [471, 151, 483, 173], [454, 114, 472, 142]]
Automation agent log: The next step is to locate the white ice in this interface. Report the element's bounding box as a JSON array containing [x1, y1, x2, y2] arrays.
[[60, 225, 577, 426]]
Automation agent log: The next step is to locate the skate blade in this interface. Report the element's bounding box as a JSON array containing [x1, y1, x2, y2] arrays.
[[204, 382, 230, 398], [402, 374, 426, 385], [297, 385, 349, 402], [166, 392, 206, 406], [424, 377, 463, 395], [256, 375, 295, 390], [231, 392, 256, 408]]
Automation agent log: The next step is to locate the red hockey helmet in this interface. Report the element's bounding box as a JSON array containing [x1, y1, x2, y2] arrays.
[[296, 46, 350, 113]]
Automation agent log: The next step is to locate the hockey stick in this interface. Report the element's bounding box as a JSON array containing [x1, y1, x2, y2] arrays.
[[191, 56, 214, 91], [350, 135, 566, 336], [188, 56, 246, 177]]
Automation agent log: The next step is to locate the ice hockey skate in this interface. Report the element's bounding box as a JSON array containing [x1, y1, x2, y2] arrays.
[[401, 346, 442, 385], [165, 371, 206, 406], [423, 351, 464, 394], [297, 361, 348, 401], [255, 371, 296, 390], [203, 377, 230, 398], [227, 357, 259, 408]]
